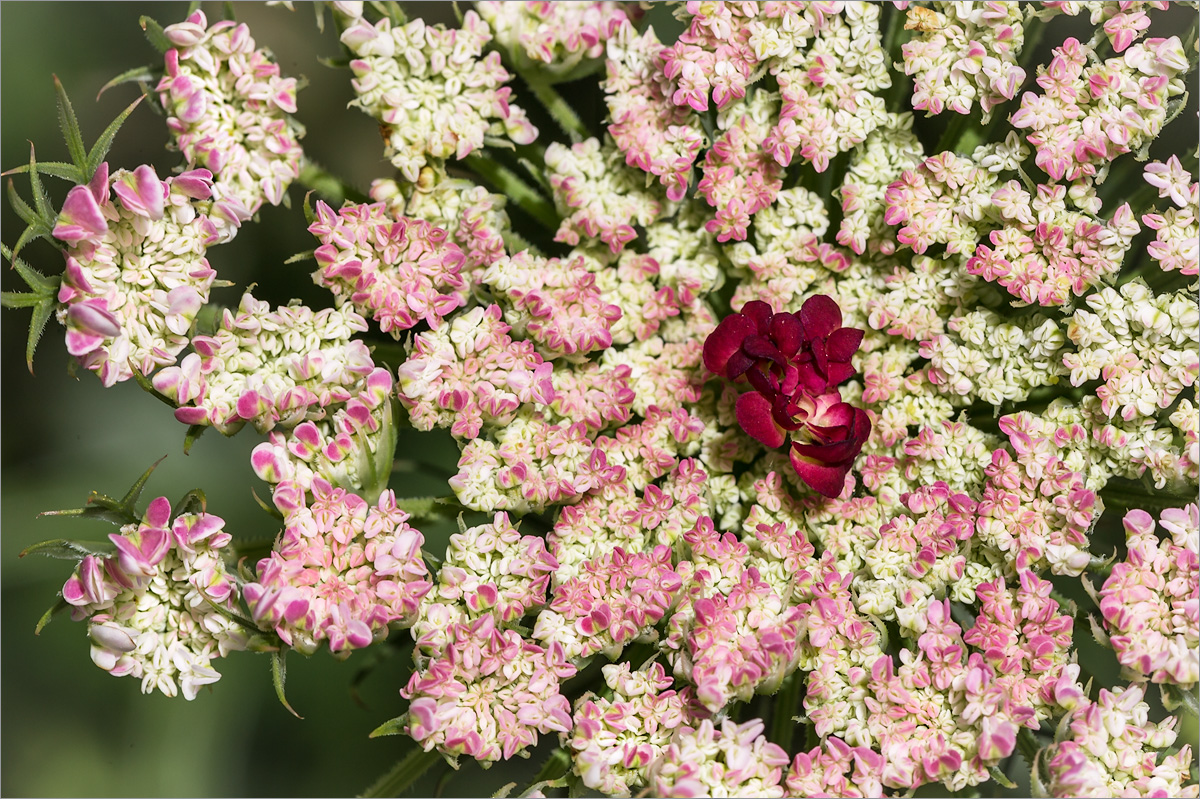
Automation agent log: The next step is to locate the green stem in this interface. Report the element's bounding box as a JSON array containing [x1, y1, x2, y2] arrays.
[[1016, 728, 1042, 766], [934, 110, 972, 155], [530, 748, 571, 786], [770, 671, 804, 754], [359, 747, 442, 799], [465, 153, 560, 231], [880, 4, 910, 114], [525, 78, 591, 143], [1099, 486, 1198, 510], [298, 160, 368, 205]]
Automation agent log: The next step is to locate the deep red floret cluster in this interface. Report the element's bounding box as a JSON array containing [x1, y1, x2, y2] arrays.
[[703, 296, 871, 497]]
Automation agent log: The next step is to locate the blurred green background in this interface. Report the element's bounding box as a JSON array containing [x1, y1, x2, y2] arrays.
[[0, 3, 555, 796]]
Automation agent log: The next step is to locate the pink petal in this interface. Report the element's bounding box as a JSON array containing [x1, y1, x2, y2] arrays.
[[54, 184, 109, 242], [112, 165, 165, 220]]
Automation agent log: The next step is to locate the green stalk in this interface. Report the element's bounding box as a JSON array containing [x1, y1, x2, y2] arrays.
[[525, 78, 591, 143], [1099, 485, 1198, 510], [880, 4, 910, 114], [298, 159, 369, 205], [933, 110, 973, 155], [464, 153, 560, 231], [530, 748, 571, 786], [359, 747, 442, 799], [769, 672, 804, 754], [1016, 728, 1043, 766]]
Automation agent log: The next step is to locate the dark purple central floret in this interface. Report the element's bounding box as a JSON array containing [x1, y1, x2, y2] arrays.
[[703, 296, 871, 498]]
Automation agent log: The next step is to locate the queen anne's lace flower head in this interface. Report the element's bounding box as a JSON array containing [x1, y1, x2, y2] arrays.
[[242, 479, 431, 656], [309, 200, 467, 335], [476, 1, 643, 83], [157, 10, 304, 235], [402, 613, 575, 764], [1097, 505, 1199, 688], [53, 163, 221, 387], [61, 497, 247, 699], [153, 292, 374, 435], [339, 7, 537, 182]]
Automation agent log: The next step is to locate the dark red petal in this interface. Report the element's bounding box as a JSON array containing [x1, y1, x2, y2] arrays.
[[726, 350, 756, 380], [790, 446, 852, 498], [813, 400, 855, 429], [793, 436, 860, 464], [794, 407, 871, 462], [772, 395, 804, 431], [740, 300, 774, 333], [797, 362, 829, 396], [826, 327, 865, 362], [824, 362, 856, 388], [746, 365, 777, 396], [779, 365, 800, 396], [811, 337, 829, 376], [769, 312, 803, 357], [703, 314, 757, 376], [743, 334, 785, 365], [800, 295, 842, 341], [737, 391, 788, 449]]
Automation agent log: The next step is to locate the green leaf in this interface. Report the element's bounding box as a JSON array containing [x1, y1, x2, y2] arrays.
[[394, 496, 461, 521], [221, 1, 235, 21], [302, 189, 317, 225], [1, 161, 86, 183], [988, 765, 1017, 790], [3, 245, 64, 373], [170, 488, 207, 519], [359, 746, 442, 799], [250, 487, 285, 520], [271, 651, 303, 719], [12, 223, 54, 263], [39, 500, 135, 527], [85, 96, 144, 180], [26, 144, 55, 225], [4, 245, 58, 294], [54, 76, 88, 171], [7, 178, 44, 229], [119, 456, 167, 510], [313, 1, 326, 33], [40, 457, 168, 526], [23, 291, 57, 374], [140, 16, 172, 54], [19, 538, 117, 561], [183, 423, 208, 455], [464, 154, 559, 231], [0, 292, 42, 308], [1161, 682, 1200, 717], [97, 65, 160, 101], [369, 713, 411, 739], [35, 598, 70, 635], [283, 250, 313, 265]]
